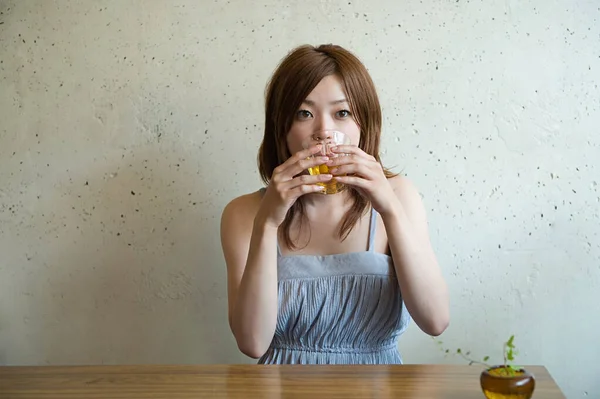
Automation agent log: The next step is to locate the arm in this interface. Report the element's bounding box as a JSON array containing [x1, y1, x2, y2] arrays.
[[328, 146, 450, 336], [220, 195, 279, 358], [381, 176, 450, 336], [221, 146, 335, 357]]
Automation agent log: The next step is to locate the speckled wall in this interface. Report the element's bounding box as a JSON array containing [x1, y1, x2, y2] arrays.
[[0, 0, 598, 397]]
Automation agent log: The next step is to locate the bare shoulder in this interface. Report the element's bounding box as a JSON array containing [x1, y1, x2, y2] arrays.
[[388, 175, 422, 203], [387, 174, 429, 226], [221, 189, 264, 223], [220, 189, 265, 271]]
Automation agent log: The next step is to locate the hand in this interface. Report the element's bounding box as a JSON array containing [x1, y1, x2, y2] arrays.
[[327, 145, 399, 216], [256, 146, 333, 228]]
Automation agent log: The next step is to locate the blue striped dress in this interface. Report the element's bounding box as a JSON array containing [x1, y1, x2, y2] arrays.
[[258, 207, 411, 364]]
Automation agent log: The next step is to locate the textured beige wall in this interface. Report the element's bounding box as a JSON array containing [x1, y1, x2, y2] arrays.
[[1, 0, 599, 397]]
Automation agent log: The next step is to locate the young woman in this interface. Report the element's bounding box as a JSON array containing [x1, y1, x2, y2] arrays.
[[220, 44, 449, 364]]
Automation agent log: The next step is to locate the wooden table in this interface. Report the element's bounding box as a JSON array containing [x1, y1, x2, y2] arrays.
[[0, 364, 565, 398]]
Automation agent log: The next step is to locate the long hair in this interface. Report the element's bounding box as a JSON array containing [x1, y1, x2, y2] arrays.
[[258, 44, 396, 250]]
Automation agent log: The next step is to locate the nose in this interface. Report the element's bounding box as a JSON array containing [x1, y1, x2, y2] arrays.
[[312, 115, 336, 141], [312, 130, 332, 141]]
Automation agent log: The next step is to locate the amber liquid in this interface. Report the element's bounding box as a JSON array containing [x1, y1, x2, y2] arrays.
[[482, 391, 531, 399], [307, 163, 344, 194]]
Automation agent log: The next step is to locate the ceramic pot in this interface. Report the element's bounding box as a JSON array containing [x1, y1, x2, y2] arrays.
[[480, 366, 535, 399]]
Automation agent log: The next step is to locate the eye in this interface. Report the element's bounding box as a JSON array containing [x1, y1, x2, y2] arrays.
[[297, 110, 313, 120], [336, 109, 351, 118]]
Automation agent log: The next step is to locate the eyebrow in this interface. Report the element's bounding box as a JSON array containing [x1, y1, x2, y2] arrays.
[[302, 98, 348, 106]]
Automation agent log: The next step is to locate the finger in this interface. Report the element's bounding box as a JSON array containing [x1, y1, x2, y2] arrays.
[[288, 182, 328, 198], [331, 145, 375, 160], [329, 164, 370, 177], [278, 145, 324, 174], [282, 173, 333, 190], [330, 157, 381, 176], [273, 155, 329, 183], [286, 156, 332, 179], [333, 175, 370, 189], [326, 154, 367, 168]]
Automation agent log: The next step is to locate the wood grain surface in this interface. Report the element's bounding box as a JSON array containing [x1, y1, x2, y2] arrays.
[[0, 364, 565, 398]]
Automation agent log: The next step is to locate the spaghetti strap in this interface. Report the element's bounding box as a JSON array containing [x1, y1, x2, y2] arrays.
[[367, 207, 377, 252]]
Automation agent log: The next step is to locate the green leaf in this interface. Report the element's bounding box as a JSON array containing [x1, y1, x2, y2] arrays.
[[483, 356, 490, 362], [506, 335, 515, 348], [456, 348, 462, 354], [507, 349, 515, 362]]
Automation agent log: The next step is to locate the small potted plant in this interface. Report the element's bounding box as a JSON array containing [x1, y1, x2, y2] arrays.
[[436, 335, 535, 399]]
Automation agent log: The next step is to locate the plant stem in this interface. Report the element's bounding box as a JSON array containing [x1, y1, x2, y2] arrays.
[[458, 352, 491, 368]]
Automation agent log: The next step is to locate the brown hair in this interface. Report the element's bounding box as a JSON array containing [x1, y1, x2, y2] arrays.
[[258, 44, 396, 250]]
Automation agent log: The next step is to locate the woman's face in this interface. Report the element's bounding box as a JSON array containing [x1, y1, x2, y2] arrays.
[[286, 74, 361, 155]]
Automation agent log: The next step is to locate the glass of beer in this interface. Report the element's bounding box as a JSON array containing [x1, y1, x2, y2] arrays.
[[302, 130, 351, 194]]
